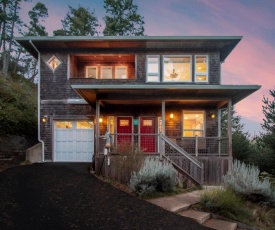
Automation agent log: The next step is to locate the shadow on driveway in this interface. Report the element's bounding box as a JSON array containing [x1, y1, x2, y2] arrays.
[[0, 163, 210, 229]]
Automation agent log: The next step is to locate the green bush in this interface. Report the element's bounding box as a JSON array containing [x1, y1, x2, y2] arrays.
[[129, 157, 178, 197], [200, 188, 250, 219], [223, 160, 275, 206]]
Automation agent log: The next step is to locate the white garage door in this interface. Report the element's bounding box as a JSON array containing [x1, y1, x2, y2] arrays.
[[54, 120, 94, 162]]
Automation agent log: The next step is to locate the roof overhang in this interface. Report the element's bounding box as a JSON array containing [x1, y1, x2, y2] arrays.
[[15, 36, 242, 62], [71, 84, 261, 107]]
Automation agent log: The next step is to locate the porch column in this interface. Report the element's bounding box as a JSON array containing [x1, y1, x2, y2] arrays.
[[96, 100, 100, 155], [227, 99, 232, 157], [218, 109, 221, 155], [161, 100, 166, 156]]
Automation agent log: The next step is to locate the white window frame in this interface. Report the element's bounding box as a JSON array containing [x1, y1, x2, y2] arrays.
[[182, 110, 205, 137], [85, 66, 98, 78], [115, 66, 128, 79], [162, 55, 192, 82], [100, 66, 113, 79], [146, 55, 160, 82], [195, 55, 208, 83]]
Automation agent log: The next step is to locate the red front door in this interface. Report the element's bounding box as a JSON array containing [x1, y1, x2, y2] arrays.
[[140, 117, 156, 153], [117, 117, 132, 145]]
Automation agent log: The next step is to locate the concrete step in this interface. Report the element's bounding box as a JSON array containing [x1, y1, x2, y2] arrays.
[[178, 209, 210, 224], [148, 197, 190, 212], [203, 218, 237, 230]]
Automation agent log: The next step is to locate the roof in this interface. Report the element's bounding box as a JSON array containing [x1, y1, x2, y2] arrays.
[[15, 36, 242, 62], [71, 84, 261, 106]]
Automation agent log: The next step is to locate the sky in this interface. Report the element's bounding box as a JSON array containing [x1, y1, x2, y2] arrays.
[[20, 0, 275, 136]]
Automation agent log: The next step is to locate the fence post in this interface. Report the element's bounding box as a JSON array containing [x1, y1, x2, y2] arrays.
[[195, 136, 198, 157]]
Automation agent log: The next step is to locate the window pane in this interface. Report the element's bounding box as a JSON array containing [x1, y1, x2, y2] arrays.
[[183, 112, 204, 137], [56, 121, 72, 129], [115, 67, 127, 79], [147, 56, 159, 82], [196, 56, 207, 73], [101, 67, 112, 79], [163, 56, 191, 81], [86, 67, 97, 78], [76, 122, 93, 129]]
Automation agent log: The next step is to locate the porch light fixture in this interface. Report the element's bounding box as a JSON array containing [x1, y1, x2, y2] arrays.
[[210, 113, 215, 119], [99, 117, 103, 123], [42, 116, 47, 123], [170, 113, 174, 119]]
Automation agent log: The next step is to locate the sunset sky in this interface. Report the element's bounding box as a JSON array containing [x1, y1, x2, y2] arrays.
[[20, 0, 275, 136]]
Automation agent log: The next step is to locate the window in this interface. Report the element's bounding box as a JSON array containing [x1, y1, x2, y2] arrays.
[[101, 66, 112, 79], [195, 55, 208, 82], [115, 66, 127, 79], [86, 66, 98, 78], [147, 55, 160, 82], [163, 55, 191, 82], [56, 121, 72, 129], [76, 121, 93, 129], [183, 111, 205, 137], [46, 55, 61, 71]]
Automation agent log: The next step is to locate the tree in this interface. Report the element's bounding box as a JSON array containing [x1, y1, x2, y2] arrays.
[[221, 108, 251, 161], [53, 5, 99, 36], [261, 89, 275, 154], [103, 0, 144, 36]]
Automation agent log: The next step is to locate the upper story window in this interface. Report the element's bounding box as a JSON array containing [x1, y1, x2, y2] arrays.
[[183, 111, 205, 137], [147, 55, 160, 82], [46, 55, 61, 71], [115, 66, 127, 79], [195, 55, 208, 82], [163, 55, 191, 82], [101, 66, 112, 79], [86, 66, 98, 78]]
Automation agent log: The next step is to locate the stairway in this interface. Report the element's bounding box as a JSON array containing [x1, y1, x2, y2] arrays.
[[147, 190, 247, 230]]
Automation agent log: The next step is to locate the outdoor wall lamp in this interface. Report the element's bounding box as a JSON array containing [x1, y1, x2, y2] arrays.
[[170, 113, 174, 119], [99, 117, 103, 123], [41, 116, 47, 123], [210, 112, 215, 119]]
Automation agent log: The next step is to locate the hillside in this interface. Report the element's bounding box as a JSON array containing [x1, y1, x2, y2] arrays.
[[0, 74, 37, 136]]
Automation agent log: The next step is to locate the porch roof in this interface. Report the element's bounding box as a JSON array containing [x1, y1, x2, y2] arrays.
[[15, 35, 242, 62], [71, 84, 260, 107]]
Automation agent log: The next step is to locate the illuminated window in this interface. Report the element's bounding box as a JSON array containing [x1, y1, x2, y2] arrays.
[[76, 121, 93, 129], [56, 121, 72, 129], [163, 55, 191, 82], [195, 55, 208, 82], [86, 66, 98, 78], [115, 66, 127, 79], [46, 55, 61, 71], [183, 111, 205, 137], [147, 55, 160, 82], [101, 66, 112, 79], [120, 120, 129, 126]]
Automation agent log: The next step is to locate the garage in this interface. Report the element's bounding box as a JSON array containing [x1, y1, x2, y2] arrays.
[[54, 120, 94, 162]]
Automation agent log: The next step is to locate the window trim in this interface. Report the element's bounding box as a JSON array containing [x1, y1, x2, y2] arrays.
[[182, 110, 205, 137], [163, 55, 192, 82], [195, 55, 209, 83], [146, 55, 160, 82], [115, 66, 128, 79], [100, 66, 113, 79], [85, 66, 98, 79]]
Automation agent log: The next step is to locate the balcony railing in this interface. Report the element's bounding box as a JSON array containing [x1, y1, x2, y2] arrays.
[[98, 134, 229, 156]]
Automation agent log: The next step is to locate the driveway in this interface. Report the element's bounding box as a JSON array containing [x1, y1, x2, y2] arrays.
[[0, 163, 210, 229]]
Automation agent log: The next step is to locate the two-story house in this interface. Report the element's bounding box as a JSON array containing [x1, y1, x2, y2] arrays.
[[16, 36, 260, 185]]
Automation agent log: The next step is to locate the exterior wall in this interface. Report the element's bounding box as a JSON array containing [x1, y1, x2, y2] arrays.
[[40, 53, 94, 161]]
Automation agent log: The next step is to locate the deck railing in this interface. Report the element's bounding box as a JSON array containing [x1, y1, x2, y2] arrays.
[[98, 134, 229, 156]]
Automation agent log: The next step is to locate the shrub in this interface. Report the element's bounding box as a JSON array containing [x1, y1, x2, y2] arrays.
[[129, 157, 178, 197], [223, 160, 272, 203], [111, 142, 145, 184], [200, 188, 250, 219]]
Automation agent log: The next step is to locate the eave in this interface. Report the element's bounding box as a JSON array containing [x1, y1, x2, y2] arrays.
[[71, 84, 261, 107], [15, 36, 242, 62]]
